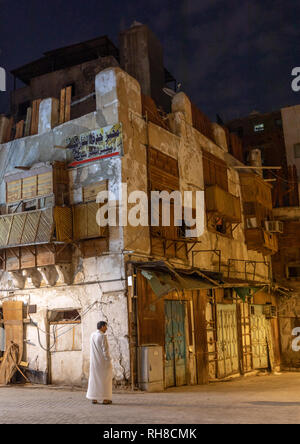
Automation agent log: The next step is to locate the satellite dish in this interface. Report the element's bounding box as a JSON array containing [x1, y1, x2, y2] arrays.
[[163, 87, 176, 98]]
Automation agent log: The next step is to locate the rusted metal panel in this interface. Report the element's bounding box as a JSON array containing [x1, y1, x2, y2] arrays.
[[137, 271, 165, 347], [237, 302, 253, 374], [270, 317, 281, 368], [164, 300, 187, 387], [250, 305, 268, 369], [216, 304, 239, 378], [193, 290, 209, 384]]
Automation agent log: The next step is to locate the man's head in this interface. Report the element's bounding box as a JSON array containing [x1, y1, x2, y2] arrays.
[[97, 321, 108, 333]]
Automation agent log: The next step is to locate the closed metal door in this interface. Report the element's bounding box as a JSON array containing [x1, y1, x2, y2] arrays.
[[164, 300, 187, 387], [216, 304, 239, 378], [240, 303, 253, 373], [250, 305, 268, 369]]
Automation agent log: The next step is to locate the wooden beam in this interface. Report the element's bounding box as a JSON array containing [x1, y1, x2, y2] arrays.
[[233, 166, 282, 170], [15, 120, 24, 139], [24, 107, 32, 137], [59, 88, 66, 124], [65, 86, 72, 122]]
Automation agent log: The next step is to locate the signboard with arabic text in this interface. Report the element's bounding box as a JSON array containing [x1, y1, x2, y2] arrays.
[[66, 123, 123, 168]]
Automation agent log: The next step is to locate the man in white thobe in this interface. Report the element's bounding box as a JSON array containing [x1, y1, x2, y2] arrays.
[[86, 321, 113, 405]]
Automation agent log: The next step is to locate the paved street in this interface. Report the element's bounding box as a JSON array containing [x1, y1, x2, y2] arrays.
[[1, 372, 300, 424]]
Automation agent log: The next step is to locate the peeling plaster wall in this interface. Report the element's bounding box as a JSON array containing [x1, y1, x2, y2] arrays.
[[121, 89, 271, 281], [0, 65, 273, 387], [0, 67, 136, 387]]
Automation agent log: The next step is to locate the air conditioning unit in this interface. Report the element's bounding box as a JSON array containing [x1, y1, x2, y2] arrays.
[[265, 220, 284, 233], [263, 304, 277, 318]]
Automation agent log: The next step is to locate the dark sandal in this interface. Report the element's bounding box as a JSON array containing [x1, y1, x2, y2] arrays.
[[103, 399, 112, 404], [92, 400, 98, 404]]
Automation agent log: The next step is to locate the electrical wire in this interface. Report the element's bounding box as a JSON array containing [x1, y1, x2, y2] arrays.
[[29, 301, 98, 352]]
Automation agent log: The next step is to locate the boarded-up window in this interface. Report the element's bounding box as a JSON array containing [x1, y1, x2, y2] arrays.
[[37, 172, 53, 196], [6, 171, 54, 204], [148, 147, 179, 192], [73, 180, 108, 240], [83, 180, 108, 203], [7, 180, 22, 203], [202, 150, 228, 191], [73, 202, 107, 240], [22, 176, 37, 199]]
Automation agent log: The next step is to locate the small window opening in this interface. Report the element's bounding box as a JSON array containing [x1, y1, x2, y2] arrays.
[[254, 123, 264, 132], [49, 309, 81, 324]]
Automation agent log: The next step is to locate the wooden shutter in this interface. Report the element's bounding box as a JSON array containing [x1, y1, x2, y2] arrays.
[[22, 176, 37, 199], [38, 172, 53, 196], [202, 150, 228, 191], [7, 180, 22, 203]]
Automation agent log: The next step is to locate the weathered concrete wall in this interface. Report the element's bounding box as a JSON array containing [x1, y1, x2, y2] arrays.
[[11, 56, 119, 120], [0, 65, 275, 388], [0, 66, 140, 387], [281, 105, 300, 182], [122, 89, 271, 281]]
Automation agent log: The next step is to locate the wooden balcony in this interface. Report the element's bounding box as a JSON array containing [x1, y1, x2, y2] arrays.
[[239, 173, 273, 210], [0, 206, 72, 249], [205, 185, 241, 223], [245, 228, 278, 255]]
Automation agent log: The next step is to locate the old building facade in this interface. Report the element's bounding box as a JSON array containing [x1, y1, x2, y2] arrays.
[[0, 25, 285, 389]]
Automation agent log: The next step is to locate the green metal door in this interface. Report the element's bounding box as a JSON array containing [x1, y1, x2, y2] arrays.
[[250, 305, 269, 369], [164, 300, 187, 388]]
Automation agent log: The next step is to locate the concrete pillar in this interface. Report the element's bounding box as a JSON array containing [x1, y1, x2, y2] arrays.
[[211, 123, 228, 152], [0, 115, 9, 144], [95, 67, 141, 127], [171, 92, 192, 126], [38, 98, 59, 134], [249, 148, 263, 177]]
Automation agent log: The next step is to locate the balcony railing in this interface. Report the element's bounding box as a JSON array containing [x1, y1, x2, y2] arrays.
[[205, 185, 242, 223]]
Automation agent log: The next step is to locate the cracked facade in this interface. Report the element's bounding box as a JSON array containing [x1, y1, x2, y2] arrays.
[[0, 23, 297, 389]]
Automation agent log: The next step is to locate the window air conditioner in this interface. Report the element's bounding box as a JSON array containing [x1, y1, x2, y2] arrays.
[[264, 220, 284, 233]]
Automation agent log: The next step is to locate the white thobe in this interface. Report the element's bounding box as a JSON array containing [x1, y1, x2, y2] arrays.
[[86, 330, 112, 401]]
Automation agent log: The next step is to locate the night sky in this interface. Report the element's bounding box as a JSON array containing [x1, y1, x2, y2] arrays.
[[1, 0, 300, 122]]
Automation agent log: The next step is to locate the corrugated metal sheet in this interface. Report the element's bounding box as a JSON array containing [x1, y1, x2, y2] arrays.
[[141, 269, 214, 298]]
